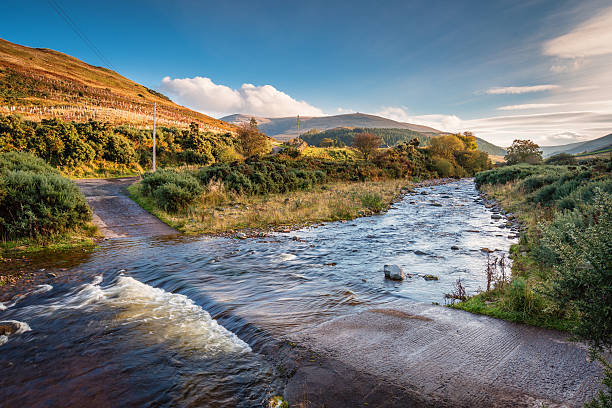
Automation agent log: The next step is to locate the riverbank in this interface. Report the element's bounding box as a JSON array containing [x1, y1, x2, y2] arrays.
[[128, 177, 456, 237], [451, 162, 611, 338]]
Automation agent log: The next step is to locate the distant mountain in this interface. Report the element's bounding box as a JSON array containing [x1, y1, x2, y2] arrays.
[[0, 38, 235, 133], [222, 112, 506, 156], [221, 113, 443, 140], [541, 133, 612, 157]]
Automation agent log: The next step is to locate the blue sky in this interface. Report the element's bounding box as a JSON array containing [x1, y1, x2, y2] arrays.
[[3, 0, 612, 145]]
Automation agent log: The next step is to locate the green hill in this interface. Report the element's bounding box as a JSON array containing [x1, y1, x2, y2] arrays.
[[299, 127, 505, 156]]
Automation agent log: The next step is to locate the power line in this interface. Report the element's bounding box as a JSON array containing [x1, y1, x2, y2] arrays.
[[46, 0, 116, 71]]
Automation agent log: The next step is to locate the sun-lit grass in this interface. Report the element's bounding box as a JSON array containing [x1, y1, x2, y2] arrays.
[[0, 223, 100, 258], [300, 146, 359, 161], [129, 179, 409, 234]]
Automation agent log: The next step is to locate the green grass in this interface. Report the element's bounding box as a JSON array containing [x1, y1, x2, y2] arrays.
[[0, 224, 99, 258], [451, 290, 575, 332]]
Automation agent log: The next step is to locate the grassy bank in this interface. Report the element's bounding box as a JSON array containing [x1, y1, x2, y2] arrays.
[[129, 179, 409, 234], [451, 160, 612, 337]]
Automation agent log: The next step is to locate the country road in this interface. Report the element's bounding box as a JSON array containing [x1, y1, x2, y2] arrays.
[[76, 177, 176, 238]]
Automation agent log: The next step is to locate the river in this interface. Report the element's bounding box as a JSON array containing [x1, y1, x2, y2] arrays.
[[0, 179, 519, 407]]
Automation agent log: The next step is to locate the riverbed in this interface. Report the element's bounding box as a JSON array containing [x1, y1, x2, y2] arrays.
[[0, 179, 521, 407]]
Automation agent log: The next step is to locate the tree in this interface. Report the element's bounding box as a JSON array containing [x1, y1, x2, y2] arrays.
[[320, 137, 335, 148], [429, 135, 465, 159], [504, 139, 542, 165], [353, 132, 382, 161], [456, 131, 478, 151], [236, 118, 271, 158]]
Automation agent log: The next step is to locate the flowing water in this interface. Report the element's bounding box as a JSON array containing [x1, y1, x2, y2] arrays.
[[0, 179, 518, 407]]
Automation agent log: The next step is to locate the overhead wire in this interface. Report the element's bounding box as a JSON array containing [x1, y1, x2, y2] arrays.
[[46, 0, 116, 71]]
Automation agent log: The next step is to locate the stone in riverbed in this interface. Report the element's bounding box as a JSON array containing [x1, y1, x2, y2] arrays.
[[384, 264, 405, 281], [491, 214, 502, 220], [414, 250, 428, 256], [423, 274, 439, 281], [451, 245, 460, 250]]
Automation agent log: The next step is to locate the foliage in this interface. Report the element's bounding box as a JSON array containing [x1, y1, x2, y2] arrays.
[[545, 152, 576, 165], [140, 170, 203, 212], [433, 158, 455, 177], [469, 160, 612, 360], [360, 192, 385, 212], [0, 114, 238, 173], [197, 159, 326, 196], [300, 127, 429, 148], [504, 139, 543, 165], [353, 132, 382, 161], [429, 135, 465, 159], [319, 137, 335, 147], [0, 151, 91, 239], [475, 164, 543, 186], [541, 190, 612, 350], [584, 354, 612, 408], [235, 118, 271, 158]]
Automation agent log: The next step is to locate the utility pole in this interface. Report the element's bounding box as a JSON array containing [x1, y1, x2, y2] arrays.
[[152, 102, 156, 172], [297, 114, 300, 143]]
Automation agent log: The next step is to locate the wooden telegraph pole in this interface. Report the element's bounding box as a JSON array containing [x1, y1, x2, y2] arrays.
[[152, 102, 157, 172], [297, 114, 300, 143]]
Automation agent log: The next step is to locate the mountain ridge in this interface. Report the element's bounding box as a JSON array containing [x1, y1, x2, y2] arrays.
[[221, 112, 444, 139], [541, 133, 612, 157]]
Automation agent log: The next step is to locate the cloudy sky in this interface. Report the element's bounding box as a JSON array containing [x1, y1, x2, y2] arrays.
[[4, 0, 612, 146]]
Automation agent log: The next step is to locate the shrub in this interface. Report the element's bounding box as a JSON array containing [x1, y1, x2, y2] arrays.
[[141, 169, 202, 212], [545, 153, 576, 165], [0, 151, 59, 174], [433, 158, 454, 178], [541, 190, 612, 350], [0, 152, 91, 239], [104, 133, 136, 164], [360, 193, 385, 212], [475, 164, 543, 186]]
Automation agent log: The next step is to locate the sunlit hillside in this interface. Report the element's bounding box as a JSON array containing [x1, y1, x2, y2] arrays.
[[0, 38, 235, 133]]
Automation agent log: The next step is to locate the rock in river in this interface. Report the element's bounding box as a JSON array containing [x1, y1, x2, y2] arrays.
[[384, 264, 405, 281], [423, 274, 439, 281], [451, 245, 460, 250]]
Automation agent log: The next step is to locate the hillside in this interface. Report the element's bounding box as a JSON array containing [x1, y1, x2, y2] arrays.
[[0, 38, 235, 133], [295, 126, 505, 156], [541, 133, 612, 157], [475, 137, 506, 156], [221, 113, 443, 140]]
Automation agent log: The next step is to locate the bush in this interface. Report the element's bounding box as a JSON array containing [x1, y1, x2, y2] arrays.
[[197, 160, 325, 196], [433, 158, 454, 177], [475, 164, 538, 186], [545, 153, 576, 165], [542, 190, 612, 350], [0, 152, 91, 239], [141, 169, 202, 212], [0, 150, 59, 174], [360, 193, 385, 212]]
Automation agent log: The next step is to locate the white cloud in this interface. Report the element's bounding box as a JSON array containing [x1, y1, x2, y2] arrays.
[[376, 106, 463, 132], [376, 106, 612, 147], [160, 76, 324, 118], [485, 85, 560, 95], [540, 131, 591, 145], [497, 103, 561, 111], [543, 7, 612, 58]]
